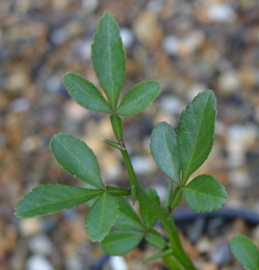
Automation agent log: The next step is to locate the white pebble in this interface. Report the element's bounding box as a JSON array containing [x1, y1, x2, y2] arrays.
[[29, 234, 55, 256], [131, 156, 156, 175], [120, 28, 134, 49], [159, 96, 183, 114], [27, 255, 54, 270], [109, 256, 128, 270], [82, 0, 98, 13], [162, 35, 180, 55], [207, 4, 236, 23]]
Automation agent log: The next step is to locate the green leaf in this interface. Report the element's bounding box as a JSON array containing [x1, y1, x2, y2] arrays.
[[92, 12, 126, 110], [114, 197, 144, 230], [106, 186, 129, 196], [151, 122, 180, 184], [50, 133, 104, 189], [63, 72, 111, 113], [101, 229, 144, 256], [171, 186, 183, 211], [230, 234, 259, 270], [116, 80, 160, 116], [140, 189, 160, 230], [85, 192, 118, 242], [15, 184, 103, 218], [182, 175, 227, 213], [142, 249, 173, 263], [110, 115, 123, 141], [145, 229, 167, 250], [178, 90, 216, 184]]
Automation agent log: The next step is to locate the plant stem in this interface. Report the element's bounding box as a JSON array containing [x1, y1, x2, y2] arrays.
[[120, 145, 196, 270]]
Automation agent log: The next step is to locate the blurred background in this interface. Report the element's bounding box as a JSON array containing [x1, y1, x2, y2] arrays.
[[1, 0, 259, 269]]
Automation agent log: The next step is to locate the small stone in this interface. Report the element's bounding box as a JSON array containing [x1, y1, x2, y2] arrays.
[[65, 255, 84, 270], [196, 236, 211, 254], [201, 262, 218, 270], [64, 100, 87, 121], [52, 0, 69, 11], [228, 168, 250, 188], [6, 72, 30, 92], [207, 3, 236, 23], [10, 98, 30, 112], [74, 39, 92, 61], [21, 136, 42, 152], [159, 96, 183, 114], [131, 156, 156, 175], [133, 11, 162, 46], [120, 28, 134, 49], [178, 30, 204, 55], [27, 255, 54, 270], [109, 256, 128, 270], [210, 240, 232, 265], [147, 0, 164, 13], [218, 71, 240, 95], [20, 218, 42, 237], [162, 35, 180, 55], [29, 234, 55, 256], [50, 28, 68, 45], [82, 0, 98, 13], [45, 76, 62, 93]]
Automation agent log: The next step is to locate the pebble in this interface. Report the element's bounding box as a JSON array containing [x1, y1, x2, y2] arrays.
[[120, 28, 134, 49], [162, 35, 180, 55], [228, 168, 250, 188], [19, 218, 42, 237], [45, 76, 63, 93], [82, 0, 99, 13], [159, 96, 183, 114], [210, 240, 232, 265], [10, 98, 30, 112], [218, 71, 240, 95], [207, 3, 236, 23], [109, 256, 128, 270], [50, 28, 68, 45], [147, 0, 164, 13], [6, 72, 30, 92], [131, 156, 156, 175], [65, 254, 84, 270], [26, 254, 54, 270], [196, 236, 211, 254], [74, 39, 92, 61], [29, 234, 55, 256]]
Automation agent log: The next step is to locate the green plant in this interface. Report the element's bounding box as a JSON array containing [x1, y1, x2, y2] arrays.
[[15, 12, 259, 269]]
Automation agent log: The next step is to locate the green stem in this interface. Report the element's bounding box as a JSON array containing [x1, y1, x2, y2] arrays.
[[120, 146, 196, 270], [164, 181, 173, 209]]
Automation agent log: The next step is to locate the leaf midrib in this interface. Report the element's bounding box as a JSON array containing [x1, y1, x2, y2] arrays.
[[19, 190, 102, 215], [107, 16, 115, 108], [235, 238, 259, 269], [163, 127, 179, 184], [183, 186, 224, 200], [182, 92, 211, 183], [56, 139, 104, 189], [66, 75, 110, 111], [118, 82, 156, 112]]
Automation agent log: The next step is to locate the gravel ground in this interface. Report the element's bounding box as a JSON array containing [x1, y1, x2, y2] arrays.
[[1, 0, 259, 269]]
